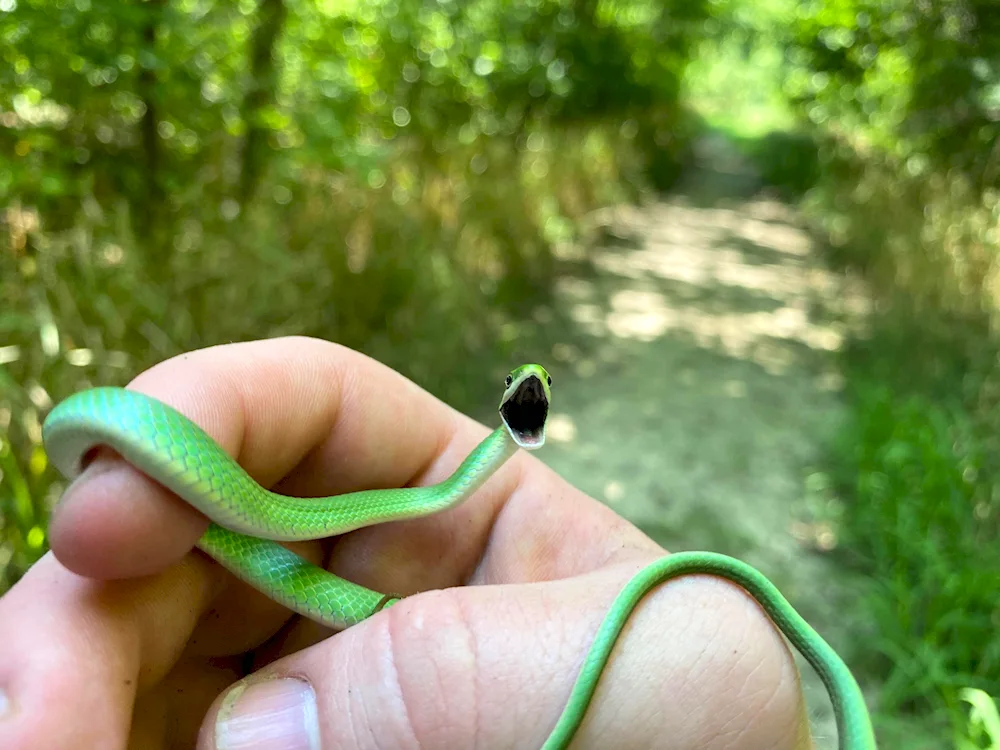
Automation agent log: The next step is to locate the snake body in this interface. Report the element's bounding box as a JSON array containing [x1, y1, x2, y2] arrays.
[[42, 363, 876, 749]]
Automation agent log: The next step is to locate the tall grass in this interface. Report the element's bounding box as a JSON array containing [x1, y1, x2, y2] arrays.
[[957, 689, 1000, 750], [790, 138, 1000, 743], [801, 140, 1000, 319], [0, 122, 653, 591]]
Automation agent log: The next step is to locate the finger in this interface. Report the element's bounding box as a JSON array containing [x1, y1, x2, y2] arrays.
[[51, 446, 331, 654], [49, 336, 469, 580], [196, 564, 811, 750], [49, 337, 647, 601], [245, 468, 665, 673], [131, 655, 242, 750], [0, 551, 220, 750], [326, 455, 661, 601], [48, 336, 537, 652]]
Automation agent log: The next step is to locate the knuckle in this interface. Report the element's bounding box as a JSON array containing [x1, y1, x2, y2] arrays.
[[378, 591, 481, 747], [674, 578, 808, 749]]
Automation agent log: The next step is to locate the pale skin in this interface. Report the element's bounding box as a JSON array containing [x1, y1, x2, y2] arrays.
[[0, 337, 814, 749]]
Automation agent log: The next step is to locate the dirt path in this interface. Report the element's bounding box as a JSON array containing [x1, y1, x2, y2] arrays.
[[538, 135, 869, 747]]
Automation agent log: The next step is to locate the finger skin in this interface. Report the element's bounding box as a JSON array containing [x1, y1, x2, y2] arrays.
[[49, 337, 465, 582], [198, 562, 813, 750], [46, 337, 506, 654], [0, 551, 220, 750]]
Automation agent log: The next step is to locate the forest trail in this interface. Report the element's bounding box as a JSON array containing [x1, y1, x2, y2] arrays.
[[539, 133, 871, 748]]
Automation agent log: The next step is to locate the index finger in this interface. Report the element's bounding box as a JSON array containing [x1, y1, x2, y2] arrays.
[[48, 336, 473, 580], [48, 336, 661, 602]]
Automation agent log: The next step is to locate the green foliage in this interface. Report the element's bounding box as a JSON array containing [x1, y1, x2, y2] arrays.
[[798, 139, 1000, 319], [730, 129, 822, 198], [780, 0, 1000, 315], [686, 0, 797, 137], [957, 688, 1000, 750], [785, 0, 1000, 185], [1, 0, 706, 226], [700, 0, 1000, 309], [0, 0, 707, 590], [812, 307, 1000, 739]]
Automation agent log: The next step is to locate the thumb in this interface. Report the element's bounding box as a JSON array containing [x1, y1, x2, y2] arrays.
[[196, 564, 809, 750]]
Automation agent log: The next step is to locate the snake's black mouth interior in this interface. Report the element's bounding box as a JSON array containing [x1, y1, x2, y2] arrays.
[[500, 374, 549, 448]]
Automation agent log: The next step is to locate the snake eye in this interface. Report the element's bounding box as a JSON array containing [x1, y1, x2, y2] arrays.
[[547, 375, 552, 386], [505, 374, 513, 388]]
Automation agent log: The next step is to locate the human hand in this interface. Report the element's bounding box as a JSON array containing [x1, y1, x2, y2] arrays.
[[0, 337, 812, 749]]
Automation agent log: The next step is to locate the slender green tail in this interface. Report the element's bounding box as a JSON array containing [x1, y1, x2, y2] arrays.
[[542, 552, 876, 749]]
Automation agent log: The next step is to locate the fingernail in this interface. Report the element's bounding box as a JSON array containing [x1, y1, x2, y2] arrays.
[[216, 678, 320, 750], [0, 688, 9, 717]]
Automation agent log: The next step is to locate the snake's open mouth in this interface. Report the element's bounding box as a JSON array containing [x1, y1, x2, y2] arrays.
[[500, 374, 549, 449]]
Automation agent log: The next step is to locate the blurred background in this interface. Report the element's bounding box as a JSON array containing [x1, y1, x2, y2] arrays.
[[2, 0, 999, 746]]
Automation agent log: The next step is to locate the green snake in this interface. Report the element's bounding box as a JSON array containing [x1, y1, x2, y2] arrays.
[[42, 363, 876, 749]]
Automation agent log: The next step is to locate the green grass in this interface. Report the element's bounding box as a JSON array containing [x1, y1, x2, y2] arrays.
[[829, 355, 1000, 710], [957, 688, 1000, 750], [798, 152, 1000, 744]]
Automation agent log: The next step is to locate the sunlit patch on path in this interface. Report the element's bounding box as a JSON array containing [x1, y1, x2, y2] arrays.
[[560, 196, 863, 374]]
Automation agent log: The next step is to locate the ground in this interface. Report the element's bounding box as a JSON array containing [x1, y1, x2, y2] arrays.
[[536, 134, 874, 748]]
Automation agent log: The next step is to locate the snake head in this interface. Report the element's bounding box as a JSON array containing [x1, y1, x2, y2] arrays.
[[499, 364, 551, 450]]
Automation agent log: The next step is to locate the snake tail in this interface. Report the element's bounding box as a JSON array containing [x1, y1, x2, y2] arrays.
[[541, 551, 876, 750]]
